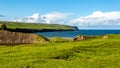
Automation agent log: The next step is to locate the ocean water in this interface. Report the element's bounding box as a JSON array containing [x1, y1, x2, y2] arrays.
[[36, 30, 120, 38]]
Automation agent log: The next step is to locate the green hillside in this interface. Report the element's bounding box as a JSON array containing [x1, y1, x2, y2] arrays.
[[0, 21, 78, 30], [0, 34, 120, 68]]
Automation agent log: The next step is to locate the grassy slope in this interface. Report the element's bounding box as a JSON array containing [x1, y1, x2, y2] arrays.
[[0, 34, 120, 68], [0, 21, 77, 30]]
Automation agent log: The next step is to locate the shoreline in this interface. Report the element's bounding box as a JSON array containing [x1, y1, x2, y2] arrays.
[[5, 28, 77, 33]]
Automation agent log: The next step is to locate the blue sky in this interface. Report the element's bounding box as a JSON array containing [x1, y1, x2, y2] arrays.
[[0, 0, 120, 29], [0, 0, 120, 17]]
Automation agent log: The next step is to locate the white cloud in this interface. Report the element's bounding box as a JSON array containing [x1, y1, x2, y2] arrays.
[[69, 11, 120, 29], [12, 11, 120, 29], [12, 17, 23, 22], [41, 12, 69, 24], [12, 12, 70, 24], [25, 13, 40, 23]]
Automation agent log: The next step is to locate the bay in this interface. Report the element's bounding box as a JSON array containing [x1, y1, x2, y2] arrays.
[[36, 30, 120, 38]]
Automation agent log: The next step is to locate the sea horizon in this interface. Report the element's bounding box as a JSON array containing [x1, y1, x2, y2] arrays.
[[36, 30, 120, 38]]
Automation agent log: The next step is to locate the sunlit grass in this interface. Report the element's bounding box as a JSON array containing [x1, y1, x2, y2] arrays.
[[0, 34, 120, 68], [0, 21, 76, 30]]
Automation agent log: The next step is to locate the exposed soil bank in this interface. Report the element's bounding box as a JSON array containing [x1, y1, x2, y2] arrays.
[[0, 30, 49, 44]]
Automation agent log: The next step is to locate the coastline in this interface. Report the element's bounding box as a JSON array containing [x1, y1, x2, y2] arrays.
[[5, 28, 77, 33]]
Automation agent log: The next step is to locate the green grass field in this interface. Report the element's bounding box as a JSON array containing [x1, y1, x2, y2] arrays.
[[0, 21, 77, 30], [0, 34, 120, 68]]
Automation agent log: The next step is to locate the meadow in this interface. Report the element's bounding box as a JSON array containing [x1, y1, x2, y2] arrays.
[[0, 21, 77, 30], [0, 34, 120, 68]]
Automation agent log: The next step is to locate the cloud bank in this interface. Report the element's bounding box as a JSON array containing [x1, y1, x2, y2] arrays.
[[12, 11, 120, 29], [41, 12, 69, 24], [70, 11, 120, 29], [13, 12, 69, 24]]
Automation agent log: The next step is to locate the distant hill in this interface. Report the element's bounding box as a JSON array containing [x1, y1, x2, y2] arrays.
[[0, 21, 78, 33]]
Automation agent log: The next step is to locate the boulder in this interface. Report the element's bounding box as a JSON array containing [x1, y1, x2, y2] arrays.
[[103, 35, 109, 39], [74, 36, 86, 41]]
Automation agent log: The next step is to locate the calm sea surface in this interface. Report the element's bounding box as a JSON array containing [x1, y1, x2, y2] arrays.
[[36, 30, 120, 38]]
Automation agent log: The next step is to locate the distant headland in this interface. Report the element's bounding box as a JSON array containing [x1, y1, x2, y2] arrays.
[[0, 21, 78, 33]]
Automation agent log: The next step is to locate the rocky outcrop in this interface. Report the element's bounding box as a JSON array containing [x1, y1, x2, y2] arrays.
[[74, 35, 110, 41], [73, 35, 96, 41], [0, 30, 49, 44], [74, 36, 85, 41], [103, 35, 109, 39]]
